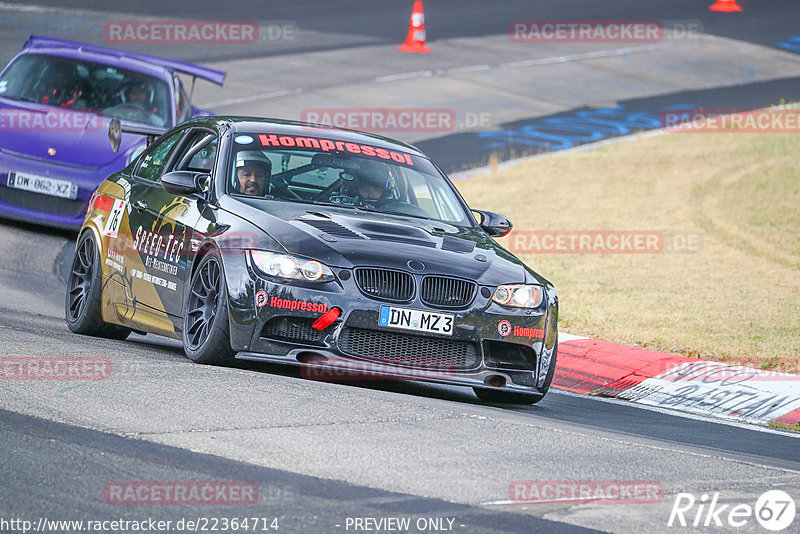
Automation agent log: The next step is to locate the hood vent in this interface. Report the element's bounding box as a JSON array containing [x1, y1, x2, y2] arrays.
[[301, 219, 365, 239], [363, 234, 436, 248], [441, 236, 475, 254]]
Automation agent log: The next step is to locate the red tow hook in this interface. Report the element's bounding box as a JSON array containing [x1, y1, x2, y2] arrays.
[[312, 307, 341, 331]]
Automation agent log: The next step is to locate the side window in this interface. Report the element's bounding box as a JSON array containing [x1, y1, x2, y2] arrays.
[[172, 129, 219, 192], [134, 130, 184, 182], [185, 138, 218, 173]]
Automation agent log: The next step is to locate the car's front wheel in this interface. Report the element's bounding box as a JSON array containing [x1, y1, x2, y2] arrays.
[[182, 250, 236, 365], [65, 231, 131, 340]]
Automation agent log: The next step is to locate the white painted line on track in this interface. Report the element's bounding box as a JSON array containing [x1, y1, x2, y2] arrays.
[[0, 1, 131, 17], [207, 88, 304, 109], [374, 44, 670, 85], [374, 70, 435, 83], [500, 44, 669, 68], [447, 64, 491, 74], [0, 1, 62, 11]]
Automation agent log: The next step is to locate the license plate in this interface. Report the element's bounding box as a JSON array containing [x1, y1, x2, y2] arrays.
[[6, 171, 78, 200], [378, 305, 454, 336]]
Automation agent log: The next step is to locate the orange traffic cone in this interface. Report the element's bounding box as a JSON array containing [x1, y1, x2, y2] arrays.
[[398, 0, 431, 53], [709, 0, 742, 12]]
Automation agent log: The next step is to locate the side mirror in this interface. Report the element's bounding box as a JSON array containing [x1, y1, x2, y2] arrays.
[[108, 118, 122, 153], [473, 209, 513, 238], [160, 170, 206, 197], [108, 117, 165, 152]]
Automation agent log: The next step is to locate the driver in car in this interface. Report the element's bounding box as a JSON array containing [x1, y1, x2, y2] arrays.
[[235, 151, 272, 196], [119, 81, 164, 124], [353, 167, 393, 205], [125, 83, 149, 108]]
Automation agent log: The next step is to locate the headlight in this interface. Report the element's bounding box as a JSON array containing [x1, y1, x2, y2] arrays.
[[250, 251, 335, 283], [492, 284, 544, 309]]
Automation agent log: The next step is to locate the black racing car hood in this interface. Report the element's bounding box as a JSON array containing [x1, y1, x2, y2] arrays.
[[220, 196, 550, 288]]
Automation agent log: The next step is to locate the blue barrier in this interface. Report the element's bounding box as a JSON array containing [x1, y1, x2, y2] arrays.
[[478, 104, 694, 152], [777, 36, 800, 53]]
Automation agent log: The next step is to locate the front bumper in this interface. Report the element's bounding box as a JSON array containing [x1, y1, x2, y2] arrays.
[[222, 251, 558, 395]]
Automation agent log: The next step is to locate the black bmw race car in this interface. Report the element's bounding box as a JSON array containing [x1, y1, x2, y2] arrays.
[[65, 116, 558, 404]]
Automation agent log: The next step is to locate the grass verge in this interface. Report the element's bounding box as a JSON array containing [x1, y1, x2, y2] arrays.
[[455, 129, 799, 371]]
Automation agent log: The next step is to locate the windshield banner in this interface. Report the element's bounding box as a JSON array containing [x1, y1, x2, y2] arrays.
[[257, 134, 415, 167]]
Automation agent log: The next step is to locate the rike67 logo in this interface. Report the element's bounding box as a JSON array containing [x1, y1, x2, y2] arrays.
[[668, 490, 795, 531]]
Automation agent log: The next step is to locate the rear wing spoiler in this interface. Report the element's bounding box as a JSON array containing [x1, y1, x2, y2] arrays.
[[109, 118, 167, 152], [24, 35, 226, 86]]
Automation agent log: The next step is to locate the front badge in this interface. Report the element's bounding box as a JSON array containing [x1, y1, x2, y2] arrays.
[[498, 320, 512, 336]]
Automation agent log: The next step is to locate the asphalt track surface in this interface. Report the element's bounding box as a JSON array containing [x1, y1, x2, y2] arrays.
[[1, 2, 800, 533], [18, 0, 800, 60], [1, 228, 799, 532], [421, 75, 800, 172]]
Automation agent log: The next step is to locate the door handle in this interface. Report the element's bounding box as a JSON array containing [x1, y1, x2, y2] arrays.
[[133, 200, 148, 212]]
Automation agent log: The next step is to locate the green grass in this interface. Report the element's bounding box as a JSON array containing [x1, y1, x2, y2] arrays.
[[455, 128, 800, 371]]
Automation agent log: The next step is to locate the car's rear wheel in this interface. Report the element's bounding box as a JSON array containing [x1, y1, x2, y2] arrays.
[[473, 341, 558, 405], [65, 231, 131, 340], [182, 250, 236, 365]]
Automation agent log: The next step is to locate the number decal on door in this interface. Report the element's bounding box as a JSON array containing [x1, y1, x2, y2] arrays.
[[103, 199, 127, 238]]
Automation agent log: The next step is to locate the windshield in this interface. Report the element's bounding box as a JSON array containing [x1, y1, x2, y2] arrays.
[[228, 133, 470, 224], [0, 53, 172, 127]]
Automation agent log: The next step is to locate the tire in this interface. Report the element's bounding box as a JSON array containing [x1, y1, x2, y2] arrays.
[[65, 231, 131, 340], [182, 250, 236, 365], [473, 341, 558, 405], [537, 340, 558, 395]]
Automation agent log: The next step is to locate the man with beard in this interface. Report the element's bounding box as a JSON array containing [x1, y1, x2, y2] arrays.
[[235, 151, 272, 196]]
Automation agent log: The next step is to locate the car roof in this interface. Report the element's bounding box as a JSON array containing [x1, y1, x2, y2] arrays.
[[21, 35, 225, 85]]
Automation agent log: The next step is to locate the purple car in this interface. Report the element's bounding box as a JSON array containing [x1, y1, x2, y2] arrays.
[[0, 36, 224, 230]]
